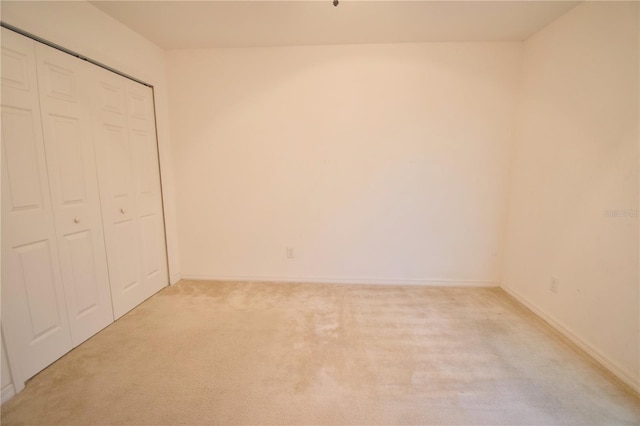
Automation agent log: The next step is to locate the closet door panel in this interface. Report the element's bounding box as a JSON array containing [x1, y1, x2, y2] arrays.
[[125, 82, 168, 294], [140, 214, 161, 282], [35, 43, 114, 345], [2, 109, 43, 213], [1, 28, 73, 381], [114, 219, 141, 290], [91, 68, 146, 319]]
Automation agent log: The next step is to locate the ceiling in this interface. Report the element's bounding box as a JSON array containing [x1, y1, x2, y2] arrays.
[[90, 1, 580, 49]]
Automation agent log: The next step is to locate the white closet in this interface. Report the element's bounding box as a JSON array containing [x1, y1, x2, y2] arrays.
[[1, 28, 168, 387]]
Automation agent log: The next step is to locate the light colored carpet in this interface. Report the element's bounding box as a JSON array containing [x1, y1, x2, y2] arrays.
[[1, 280, 638, 425]]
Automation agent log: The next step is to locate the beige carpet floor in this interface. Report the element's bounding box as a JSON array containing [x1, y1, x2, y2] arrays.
[[1, 280, 639, 425]]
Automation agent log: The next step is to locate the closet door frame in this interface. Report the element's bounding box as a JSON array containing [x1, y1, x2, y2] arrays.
[[0, 24, 171, 394]]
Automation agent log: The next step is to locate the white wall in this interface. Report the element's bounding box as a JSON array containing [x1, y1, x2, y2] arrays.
[[0, 0, 182, 284], [167, 43, 521, 285], [502, 2, 639, 390]]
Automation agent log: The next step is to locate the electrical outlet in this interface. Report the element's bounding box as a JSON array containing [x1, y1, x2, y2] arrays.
[[286, 247, 294, 259], [550, 276, 559, 294]]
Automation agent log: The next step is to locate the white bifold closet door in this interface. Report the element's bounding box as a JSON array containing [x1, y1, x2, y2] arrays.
[[34, 42, 114, 346], [1, 27, 168, 385], [1, 28, 75, 381], [91, 66, 168, 320]]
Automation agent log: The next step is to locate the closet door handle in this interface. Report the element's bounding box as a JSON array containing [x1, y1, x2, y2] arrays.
[[120, 208, 126, 214], [73, 217, 81, 224]]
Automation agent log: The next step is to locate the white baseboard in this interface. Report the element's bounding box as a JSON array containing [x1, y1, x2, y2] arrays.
[[180, 273, 499, 287], [1, 383, 15, 404], [501, 284, 640, 394]]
